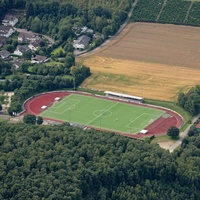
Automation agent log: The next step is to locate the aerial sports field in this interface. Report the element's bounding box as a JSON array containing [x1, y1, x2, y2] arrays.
[[39, 94, 164, 134], [23, 91, 183, 138]]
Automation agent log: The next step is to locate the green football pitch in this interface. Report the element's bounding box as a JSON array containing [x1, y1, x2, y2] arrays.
[[40, 94, 165, 134]]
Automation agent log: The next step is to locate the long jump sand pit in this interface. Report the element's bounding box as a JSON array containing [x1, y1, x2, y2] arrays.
[[79, 23, 200, 101]]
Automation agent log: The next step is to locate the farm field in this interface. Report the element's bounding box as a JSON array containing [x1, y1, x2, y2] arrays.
[[79, 23, 200, 101], [39, 94, 165, 134]]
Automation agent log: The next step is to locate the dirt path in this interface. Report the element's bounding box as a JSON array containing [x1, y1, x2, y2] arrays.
[[76, 0, 139, 58], [184, 2, 194, 23], [156, 0, 167, 21]]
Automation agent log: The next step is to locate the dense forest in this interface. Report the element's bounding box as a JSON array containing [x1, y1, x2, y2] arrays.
[[0, 122, 199, 199], [178, 85, 200, 116]]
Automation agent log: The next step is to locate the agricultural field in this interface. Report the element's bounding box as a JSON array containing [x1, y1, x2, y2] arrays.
[[131, 0, 164, 21], [186, 2, 200, 25], [40, 94, 165, 134], [79, 23, 200, 101], [132, 0, 200, 25], [158, 0, 190, 23]]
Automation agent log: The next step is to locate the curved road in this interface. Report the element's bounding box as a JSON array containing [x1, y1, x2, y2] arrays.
[[76, 0, 139, 57], [14, 28, 55, 45]]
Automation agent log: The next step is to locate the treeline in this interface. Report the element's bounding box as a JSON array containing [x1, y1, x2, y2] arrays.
[[0, 122, 199, 199], [178, 85, 200, 116], [12, 0, 134, 40], [0, 64, 90, 114], [132, 0, 200, 26], [0, 59, 13, 78], [0, 0, 26, 18]]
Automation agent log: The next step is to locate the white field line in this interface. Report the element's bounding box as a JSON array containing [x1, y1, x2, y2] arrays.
[[126, 113, 160, 128], [86, 102, 118, 125], [47, 99, 80, 114], [53, 99, 80, 109]]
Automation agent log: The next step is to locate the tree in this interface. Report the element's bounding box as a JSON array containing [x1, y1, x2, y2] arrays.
[[23, 114, 36, 125], [37, 116, 43, 125], [25, 2, 34, 21], [31, 17, 42, 33], [167, 126, 180, 139], [0, 104, 2, 111], [22, 51, 32, 60]]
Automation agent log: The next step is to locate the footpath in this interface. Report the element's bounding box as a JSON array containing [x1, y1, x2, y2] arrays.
[[168, 114, 200, 152]]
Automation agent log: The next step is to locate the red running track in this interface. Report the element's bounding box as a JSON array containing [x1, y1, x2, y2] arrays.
[[23, 91, 184, 139]]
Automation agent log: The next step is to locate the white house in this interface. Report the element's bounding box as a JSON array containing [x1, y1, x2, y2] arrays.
[[73, 35, 91, 50], [14, 45, 30, 56], [31, 55, 49, 64], [0, 26, 14, 38], [81, 26, 94, 34], [2, 15, 18, 26]]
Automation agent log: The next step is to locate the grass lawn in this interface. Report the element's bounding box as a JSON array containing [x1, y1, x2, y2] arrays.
[[40, 94, 165, 134], [51, 46, 65, 55], [45, 62, 64, 67], [0, 118, 6, 122]]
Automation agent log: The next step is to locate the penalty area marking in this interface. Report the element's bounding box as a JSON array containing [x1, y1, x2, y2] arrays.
[[126, 113, 160, 129], [45, 99, 80, 114]]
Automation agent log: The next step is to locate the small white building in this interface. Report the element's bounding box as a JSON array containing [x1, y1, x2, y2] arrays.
[[14, 45, 30, 56], [2, 15, 18, 26], [31, 55, 49, 64], [0, 26, 14, 38], [28, 40, 42, 51]]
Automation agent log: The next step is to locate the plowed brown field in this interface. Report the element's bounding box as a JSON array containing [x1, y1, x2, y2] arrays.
[[78, 23, 200, 101]]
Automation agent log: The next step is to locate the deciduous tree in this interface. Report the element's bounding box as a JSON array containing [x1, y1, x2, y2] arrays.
[[167, 126, 180, 139], [37, 116, 43, 125], [23, 113, 36, 124]]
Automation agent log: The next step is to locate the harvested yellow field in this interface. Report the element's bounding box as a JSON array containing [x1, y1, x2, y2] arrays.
[[78, 23, 200, 101]]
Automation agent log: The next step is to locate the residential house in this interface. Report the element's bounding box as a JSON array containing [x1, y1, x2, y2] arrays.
[[14, 45, 30, 56], [31, 55, 49, 64], [0, 50, 10, 59], [196, 122, 200, 131], [73, 25, 94, 36], [28, 40, 42, 51], [73, 35, 91, 50], [81, 26, 94, 34], [0, 26, 14, 38], [11, 59, 24, 69], [18, 32, 36, 42], [0, 36, 7, 47], [2, 15, 18, 26]]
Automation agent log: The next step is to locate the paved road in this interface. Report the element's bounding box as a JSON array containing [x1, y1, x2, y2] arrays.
[[14, 28, 55, 45], [76, 0, 139, 57], [168, 114, 200, 152]]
